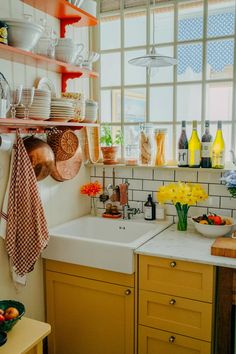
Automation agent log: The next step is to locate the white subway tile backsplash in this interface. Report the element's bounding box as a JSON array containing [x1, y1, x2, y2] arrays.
[[209, 184, 231, 197], [115, 167, 132, 178], [165, 204, 177, 216], [189, 206, 208, 217], [154, 169, 174, 181], [95, 166, 113, 177], [128, 179, 143, 190], [143, 180, 163, 191], [133, 167, 153, 180], [198, 171, 221, 184], [221, 197, 236, 210], [175, 170, 197, 182], [197, 196, 220, 208], [208, 208, 232, 217], [133, 190, 151, 202]]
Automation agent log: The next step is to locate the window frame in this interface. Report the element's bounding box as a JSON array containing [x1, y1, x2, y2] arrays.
[[93, 0, 236, 161]]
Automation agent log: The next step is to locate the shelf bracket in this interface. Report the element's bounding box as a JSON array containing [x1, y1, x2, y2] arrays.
[[61, 73, 83, 92], [60, 18, 82, 37]]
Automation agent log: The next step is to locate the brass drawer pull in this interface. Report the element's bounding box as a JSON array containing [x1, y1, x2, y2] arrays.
[[170, 261, 177, 268], [169, 336, 175, 343], [169, 299, 176, 305], [125, 289, 131, 296]]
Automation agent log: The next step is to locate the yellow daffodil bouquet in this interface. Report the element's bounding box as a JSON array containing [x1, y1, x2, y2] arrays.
[[157, 182, 208, 231]]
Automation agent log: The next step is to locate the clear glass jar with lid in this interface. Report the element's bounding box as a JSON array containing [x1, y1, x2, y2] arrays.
[[139, 123, 154, 165], [154, 129, 167, 166]]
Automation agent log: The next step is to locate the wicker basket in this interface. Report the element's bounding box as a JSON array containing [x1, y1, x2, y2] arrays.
[[47, 128, 79, 161], [0, 300, 25, 332]]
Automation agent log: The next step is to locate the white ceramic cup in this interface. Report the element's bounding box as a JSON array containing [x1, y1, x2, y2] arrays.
[[0, 99, 7, 118]]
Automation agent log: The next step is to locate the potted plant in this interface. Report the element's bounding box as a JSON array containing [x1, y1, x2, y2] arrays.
[[100, 125, 123, 165]]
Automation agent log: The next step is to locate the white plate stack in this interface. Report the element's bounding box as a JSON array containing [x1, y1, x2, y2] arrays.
[[50, 98, 74, 122], [16, 89, 51, 120]]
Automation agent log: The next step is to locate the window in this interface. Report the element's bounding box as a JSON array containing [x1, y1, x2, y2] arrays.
[[97, 0, 236, 162]]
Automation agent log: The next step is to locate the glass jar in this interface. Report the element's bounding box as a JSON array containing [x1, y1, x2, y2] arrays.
[[154, 129, 167, 166], [139, 123, 154, 165], [0, 21, 8, 45]]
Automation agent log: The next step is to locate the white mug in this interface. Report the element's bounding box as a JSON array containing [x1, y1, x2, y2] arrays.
[[0, 99, 7, 118]]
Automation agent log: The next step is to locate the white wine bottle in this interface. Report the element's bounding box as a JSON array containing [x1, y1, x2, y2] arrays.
[[212, 120, 225, 169], [188, 120, 201, 168]]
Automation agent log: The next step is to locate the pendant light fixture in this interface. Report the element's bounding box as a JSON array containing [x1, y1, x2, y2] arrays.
[[128, 0, 177, 68]]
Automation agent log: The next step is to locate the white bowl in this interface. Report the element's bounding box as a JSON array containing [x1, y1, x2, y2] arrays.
[[1, 18, 44, 51], [192, 217, 236, 238]]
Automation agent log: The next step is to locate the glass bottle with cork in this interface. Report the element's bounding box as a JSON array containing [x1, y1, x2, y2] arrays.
[[188, 120, 201, 168]]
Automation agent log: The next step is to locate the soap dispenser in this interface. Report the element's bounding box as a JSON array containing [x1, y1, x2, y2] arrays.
[[144, 194, 156, 221]]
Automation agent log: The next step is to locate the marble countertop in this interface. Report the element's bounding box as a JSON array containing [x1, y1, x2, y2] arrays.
[[135, 224, 236, 268]]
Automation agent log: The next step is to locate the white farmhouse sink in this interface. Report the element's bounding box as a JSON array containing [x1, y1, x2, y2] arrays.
[[42, 215, 172, 274]]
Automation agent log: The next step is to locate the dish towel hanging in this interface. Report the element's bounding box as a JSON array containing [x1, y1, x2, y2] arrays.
[[1, 133, 49, 279]]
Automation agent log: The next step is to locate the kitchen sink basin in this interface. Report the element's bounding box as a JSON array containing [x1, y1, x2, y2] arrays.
[[42, 215, 172, 274]]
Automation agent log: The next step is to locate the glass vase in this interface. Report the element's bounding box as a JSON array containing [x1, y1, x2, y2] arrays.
[[91, 197, 97, 216], [175, 203, 189, 231]]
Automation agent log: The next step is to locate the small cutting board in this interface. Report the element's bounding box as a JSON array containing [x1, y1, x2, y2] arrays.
[[211, 237, 236, 258]]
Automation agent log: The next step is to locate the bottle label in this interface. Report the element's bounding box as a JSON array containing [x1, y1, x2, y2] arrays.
[[178, 149, 188, 165], [201, 142, 212, 158], [188, 150, 201, 166], [144, 206, 152, 220], [212, 151, 225, 167]]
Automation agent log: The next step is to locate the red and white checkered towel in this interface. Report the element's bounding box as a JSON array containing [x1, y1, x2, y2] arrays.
[[5, 134, 49, 277]]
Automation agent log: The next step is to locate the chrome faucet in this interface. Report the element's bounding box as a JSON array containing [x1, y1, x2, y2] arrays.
[[122, 179, 141, 219]]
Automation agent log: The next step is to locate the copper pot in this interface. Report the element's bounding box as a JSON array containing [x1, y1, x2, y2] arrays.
[[24, 136, 55, 181]]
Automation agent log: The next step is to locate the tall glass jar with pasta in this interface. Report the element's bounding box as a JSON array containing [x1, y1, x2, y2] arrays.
[[139, 124, 154, 165], [154, 129, 167, 166]]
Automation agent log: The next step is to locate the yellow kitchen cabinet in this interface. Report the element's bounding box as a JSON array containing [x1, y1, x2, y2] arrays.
[[139, 325, 211, 354], [138, 255, 215, 354], [45, 260, 134, 354]]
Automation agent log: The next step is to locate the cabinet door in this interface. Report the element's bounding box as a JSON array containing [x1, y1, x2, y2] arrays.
[[139, 290, 212, 341], [139, 256, 214, 302], [46, 271, 134, 354], [139, 325, 211, 354]]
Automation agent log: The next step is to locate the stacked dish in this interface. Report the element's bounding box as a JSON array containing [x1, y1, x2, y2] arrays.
[[16, 89, 51, 120], [50, 98, 74, 122], [84, 99, 98, 123]]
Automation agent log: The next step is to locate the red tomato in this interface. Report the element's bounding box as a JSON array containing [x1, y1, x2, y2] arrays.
[[0, 314, 5, 322], [213, 216, 223, 225]]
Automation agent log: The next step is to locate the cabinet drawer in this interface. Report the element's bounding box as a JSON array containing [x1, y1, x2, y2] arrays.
[[139, 290, 212, 341], [139, 256, 214, 302], [138, 325, 211, 354]]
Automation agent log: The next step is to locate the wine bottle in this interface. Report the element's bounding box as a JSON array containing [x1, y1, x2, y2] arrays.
[[201, 120, 213, 168], [212, 120, 225, 169], [188, 120, 201, 168], [178, 120, 188, 167]]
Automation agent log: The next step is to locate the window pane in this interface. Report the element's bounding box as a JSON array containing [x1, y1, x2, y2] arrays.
[[101, 52, 121, 87], [178, 1, 203, 41], [100, 89, 121, 123], [150, 46, 174, 84], [124, 10, 146, 48], [150, 4, 174, 45], [177, 84, 202, 121], [207, 0, 235, 38], [125, 50, 146, 85], [124, 88, 146, 123], [150, 86, 173, 122], [100, 15, 121, 50], [177, 43, 203, 82], [206, 39, 234, 80], [206, 82, 233, 121]]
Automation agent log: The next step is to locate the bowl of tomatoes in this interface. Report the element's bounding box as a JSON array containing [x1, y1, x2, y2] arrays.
[[192, 214, 236, 238], [0, 300, 25, 332]]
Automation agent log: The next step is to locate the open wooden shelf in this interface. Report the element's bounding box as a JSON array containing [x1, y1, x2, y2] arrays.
[[0, 44, 98, 77], [0, 118, 99, 132], [21, 0, 98, 28]]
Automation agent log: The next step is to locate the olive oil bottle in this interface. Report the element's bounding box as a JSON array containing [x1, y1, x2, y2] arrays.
[[212, 120, 225, 169], [188, 120, 201, 168]]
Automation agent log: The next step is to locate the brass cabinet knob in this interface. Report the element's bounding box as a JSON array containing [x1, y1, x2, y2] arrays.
[[125, 289, 131, 295], [169, 299, 176, 305], [168, 336, 175, 343], [170, 261, 176, 268]]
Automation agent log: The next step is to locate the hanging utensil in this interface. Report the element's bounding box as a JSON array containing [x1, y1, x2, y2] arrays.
[[99, 167, 109, 203]]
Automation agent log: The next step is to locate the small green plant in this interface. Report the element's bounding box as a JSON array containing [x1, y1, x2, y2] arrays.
[[100, 125, 123, 147]]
